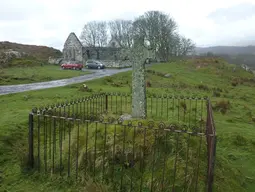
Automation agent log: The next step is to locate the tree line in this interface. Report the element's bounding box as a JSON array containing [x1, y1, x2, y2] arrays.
[[80, 10, 195, 61]]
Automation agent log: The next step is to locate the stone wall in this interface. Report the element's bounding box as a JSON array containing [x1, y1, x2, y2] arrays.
[[101, 60, 132, 68], [83, 47, 122, 61], [48, 57, 63, 65]]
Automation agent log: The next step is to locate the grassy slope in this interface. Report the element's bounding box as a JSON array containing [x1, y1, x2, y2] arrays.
[[0, 59, 255, 191], [0, 65, 91, 85]]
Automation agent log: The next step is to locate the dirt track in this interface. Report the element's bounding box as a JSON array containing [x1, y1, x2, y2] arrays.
[[0, 68, 132, 96]]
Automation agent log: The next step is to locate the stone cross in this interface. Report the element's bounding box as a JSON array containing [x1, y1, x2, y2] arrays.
[[129, 45, 147, 119]]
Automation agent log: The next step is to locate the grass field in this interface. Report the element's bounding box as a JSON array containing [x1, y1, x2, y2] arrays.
[[0, 65, 91, 85], [0, 58, 255, 191]]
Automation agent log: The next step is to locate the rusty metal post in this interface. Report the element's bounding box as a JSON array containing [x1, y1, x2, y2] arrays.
[[105, 94, 108, 112], [28, 113, 34, 168], [206, 100, 216, 192], [210, 136, 217, 192]]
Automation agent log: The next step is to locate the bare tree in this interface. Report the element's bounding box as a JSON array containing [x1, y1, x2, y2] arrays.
[[179, 36, 195, 56], [80, 10, 196, 60], [133, 11, 178, 61], [132, 16, 147, 46], [96, 21, 108, 47], [108, 19, 134, 48], [80, 21, 97, 47], [80, 21, 108, 47], [169, 33, 181, 56]]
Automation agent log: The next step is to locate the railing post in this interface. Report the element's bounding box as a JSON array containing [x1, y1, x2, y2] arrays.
[[105, 94, 108, 112], [210, 136, 217, 192], [28, 113, 34, 168], [206, 100, 216, 192]]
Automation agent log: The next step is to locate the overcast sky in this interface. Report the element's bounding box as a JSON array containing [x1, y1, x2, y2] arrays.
[[1, 0, 255, 50]]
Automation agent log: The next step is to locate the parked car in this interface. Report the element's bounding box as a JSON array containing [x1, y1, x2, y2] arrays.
[[85, 60, 105, 69], [61, 63, 83, 70]]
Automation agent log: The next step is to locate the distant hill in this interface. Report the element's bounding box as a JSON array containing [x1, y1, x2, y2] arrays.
[[194, 46, 255, 69], [195, 46, 255, 55], [0, 41, 62, 61]]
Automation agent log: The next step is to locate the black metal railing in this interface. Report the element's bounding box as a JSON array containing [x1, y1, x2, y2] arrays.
[[28, 92, 216, 192], [32, 92, 208, 130]]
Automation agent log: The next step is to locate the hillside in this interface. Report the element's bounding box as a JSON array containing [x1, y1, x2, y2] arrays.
[[195, 46, 255, 69], [0, 41, 62, 68], [195, 46, 255, 55], [0, 41, 62, 60]]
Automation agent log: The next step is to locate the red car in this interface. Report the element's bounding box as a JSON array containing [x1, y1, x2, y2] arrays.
[[61, 63, 83, 70]]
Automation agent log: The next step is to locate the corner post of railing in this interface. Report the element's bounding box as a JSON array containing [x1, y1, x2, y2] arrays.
[[210, 135, 217, 192], [28, 112, 34, 169], [206, 99, 216, 192]]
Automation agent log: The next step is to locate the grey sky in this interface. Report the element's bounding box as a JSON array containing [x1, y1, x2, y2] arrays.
[[0, 0, 255, 50]]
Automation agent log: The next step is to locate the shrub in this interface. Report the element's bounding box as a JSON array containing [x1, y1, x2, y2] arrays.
[[233, 135, 248, 146], [78, 84, 93, 92], [213, 100, 230, 114], [104, 76, 113, 83], [111, 82, 123, 87], [213, 87, 223, 92], [231, 78, 244, 87], [145, 69, 156, 74], [212, 91, 221, 97], [197, 84, 210, 91], [155, 71, 166, 77], [231, 80, 238, 87], [146, 80, 152, 87]]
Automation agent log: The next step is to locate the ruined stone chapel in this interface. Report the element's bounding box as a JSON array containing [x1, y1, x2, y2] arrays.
[[62, 32, 123, 64]]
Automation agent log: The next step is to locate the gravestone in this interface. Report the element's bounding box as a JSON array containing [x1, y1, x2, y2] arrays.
[[129, 45, 147, 118]]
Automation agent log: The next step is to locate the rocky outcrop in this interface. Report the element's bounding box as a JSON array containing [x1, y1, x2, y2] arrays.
[[48, 57, 63, 65], [241, 64, 252, 72], [0, 49, 27, 67]]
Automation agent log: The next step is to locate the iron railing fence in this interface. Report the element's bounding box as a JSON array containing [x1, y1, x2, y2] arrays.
[[32, 92, 208, 131], [27, 92, 216, 192]]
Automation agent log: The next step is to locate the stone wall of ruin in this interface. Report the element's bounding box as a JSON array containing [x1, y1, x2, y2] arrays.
[[62, 33, 83, 63], [83, 47, 122, 61], [100, 60, 132, 68]]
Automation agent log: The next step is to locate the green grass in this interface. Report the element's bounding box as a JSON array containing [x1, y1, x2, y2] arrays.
[[0, 65, 91, 85], [1, 59, 255, 191]]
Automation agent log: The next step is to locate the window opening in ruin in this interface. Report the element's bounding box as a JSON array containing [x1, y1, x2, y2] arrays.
[[86, 50, 91, 59], [96, 50, 100, 60]]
